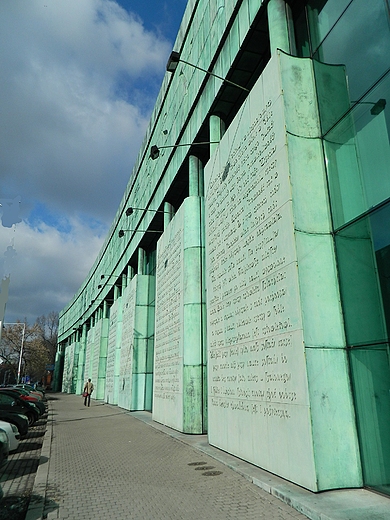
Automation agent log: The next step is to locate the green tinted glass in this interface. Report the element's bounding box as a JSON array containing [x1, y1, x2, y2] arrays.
[[324, 73, 390, 228], [336, 205, 390, 492], [349, 346, 390, 492]]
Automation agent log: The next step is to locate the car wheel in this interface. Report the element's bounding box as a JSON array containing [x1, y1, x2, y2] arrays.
[[26, 412, 35, 426]]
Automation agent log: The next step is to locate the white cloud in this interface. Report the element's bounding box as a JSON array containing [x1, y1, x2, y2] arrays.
[[0, 0, 173, 322], [0, 0, 171, 222], [2, 219, 106, 323]]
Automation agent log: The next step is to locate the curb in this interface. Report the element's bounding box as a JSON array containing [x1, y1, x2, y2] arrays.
[[25, 401, 53, 520]]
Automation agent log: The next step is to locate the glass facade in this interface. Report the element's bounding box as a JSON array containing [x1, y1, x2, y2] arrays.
[[292, 0, 390, 495]]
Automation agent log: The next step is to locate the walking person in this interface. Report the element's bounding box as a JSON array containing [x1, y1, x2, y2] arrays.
[[83, 378, 94, 407]]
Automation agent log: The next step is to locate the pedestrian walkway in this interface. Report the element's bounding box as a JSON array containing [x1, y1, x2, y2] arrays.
[[27, 394, 307, 520], [26, 394, 390, 520]]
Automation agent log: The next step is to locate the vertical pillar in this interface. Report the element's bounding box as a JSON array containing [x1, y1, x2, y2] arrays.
[[122, 272, 127, 291], [189, 155, 204, 197], [138, 248, 146, 275], [53, 343, 65, 391], [164, 202, 174, 229], [182, 195, 206, 433], [209, 115, 225, 155], [114, 285, 120, 300], [127, 265, 135, 284], [184, 157, 206, 432], [267, 0, 290, 54]]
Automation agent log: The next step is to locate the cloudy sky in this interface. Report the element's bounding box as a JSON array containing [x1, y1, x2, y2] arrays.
[[0, 0, 187, 324]]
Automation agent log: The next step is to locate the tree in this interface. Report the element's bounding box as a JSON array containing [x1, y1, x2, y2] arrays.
[[0, 312, 58, 384], [35, 311, 58, 363]]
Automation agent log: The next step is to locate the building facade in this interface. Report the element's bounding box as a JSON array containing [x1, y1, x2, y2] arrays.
[[57, 0, 390, 496]]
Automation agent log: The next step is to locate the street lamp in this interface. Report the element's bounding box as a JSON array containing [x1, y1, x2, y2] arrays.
[[149, 141, 219, 160], [3, 322, 26, 384], [125, 207, 169, 216], [118, 229, 163, 237], [166, 50, 249, 92]]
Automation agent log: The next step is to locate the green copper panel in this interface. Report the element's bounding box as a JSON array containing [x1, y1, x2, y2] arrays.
[[349, 347, 390, 489], [183, 364, 203, 433], [335, 218, 387, 346], [306, 347, 362, 489], [280, 52, 361, 488]]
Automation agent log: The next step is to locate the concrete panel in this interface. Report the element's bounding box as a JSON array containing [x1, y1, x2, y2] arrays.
[[62, 342, 75, 393], [153, 197, 205, 433], [305, 347, 362, 489], [153, 207, 185, 431], [84, 325, 94, 381], [205, 54, 316, 489], [105, 298, 121, 404]]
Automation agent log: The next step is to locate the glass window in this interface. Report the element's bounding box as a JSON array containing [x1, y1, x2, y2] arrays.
[[293, 0, 353, 57], [324, 71, 390, 228], [336, 207, 390, 495], [335, 214, 388, 347], [349, 345, 390, 493], [307, 0, 352, 53], [313, 0, 390, 132]]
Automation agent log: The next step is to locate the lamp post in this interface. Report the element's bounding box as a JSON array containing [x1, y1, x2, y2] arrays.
[[166, 50, 249, 92], [4, 322, 26, 384], [118, 229, 163, 237], [149, 141, 219, 160]]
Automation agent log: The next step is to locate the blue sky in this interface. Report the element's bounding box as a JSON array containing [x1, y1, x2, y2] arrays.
[[0, 0, 187, 324]]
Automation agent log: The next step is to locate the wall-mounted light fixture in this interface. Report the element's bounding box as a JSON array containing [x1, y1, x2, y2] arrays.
[[352, 98, 386, 115], [370, 98, 386, 115], [166, 50, 249, 92], [97, 283, 119, 289], [125, 207, 168, 216], [118, 229, 163, 237], [150, 141, 218, 160], [100, 274, 118, 282]]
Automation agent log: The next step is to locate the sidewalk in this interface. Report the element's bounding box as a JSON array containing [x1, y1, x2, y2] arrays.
[[26, 394, 390, 520]]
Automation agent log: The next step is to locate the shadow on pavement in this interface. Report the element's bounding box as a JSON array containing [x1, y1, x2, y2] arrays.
[[0, 495, 30, 520], [1, 459, 40, 481], [14, 442, 43, 454]]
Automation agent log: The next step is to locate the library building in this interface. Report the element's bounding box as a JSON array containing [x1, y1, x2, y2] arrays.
[[56, 0, 390, 497]]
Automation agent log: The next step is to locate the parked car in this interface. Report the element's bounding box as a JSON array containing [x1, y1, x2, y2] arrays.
[[33, 383, 46, 395], [0, 420, 20, 452], [0, 411, 28, 436], [1, 388, 46, 415], [0, 392, 39, 426], [0, 428, 9, 467], [14, 384, 44, 399], [0, 389, 42, 417]]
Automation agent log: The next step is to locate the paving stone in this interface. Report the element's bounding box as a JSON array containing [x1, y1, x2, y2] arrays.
[[3, 393, 388, 520], [39, 394, 308, 520]]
